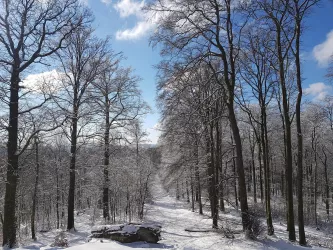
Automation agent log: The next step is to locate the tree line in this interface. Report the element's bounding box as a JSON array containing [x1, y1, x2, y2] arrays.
[[150, 0, 331, 246], [0, 0, 157, 247]]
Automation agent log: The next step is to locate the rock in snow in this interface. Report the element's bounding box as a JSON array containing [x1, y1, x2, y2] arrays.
[[89, 223, 162, 243]]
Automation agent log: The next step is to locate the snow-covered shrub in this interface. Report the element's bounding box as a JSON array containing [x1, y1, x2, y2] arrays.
[[248, 206, 265, 238], [251, 215, 265, 238], [51, 231, 68, 248], [222, 225, 235, 239]]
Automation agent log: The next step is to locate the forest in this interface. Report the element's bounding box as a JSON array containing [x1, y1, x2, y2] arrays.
[[0, 0, 333, 249]]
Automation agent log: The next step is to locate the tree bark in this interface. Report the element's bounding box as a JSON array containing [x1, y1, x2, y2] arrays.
[[322, 148, 329, 220], [250, 133, 257, 204], [67, 106, 78, 230], [190, 167, 195, 212], [3, 69, 20, 247], [208, 123, 218, 228], [56, 166, 60, 229], [261, 105, 274, 235], [194, 138, 203, 215], [276, 25, 296, 241], [258, 139, 264, 203], [31, 137, 40, 241], [294, 12, 306, 245], [231, 134, 239, 209], [103, 97, 110, 221], [228, 104, 250, 232], [214, 0, 251, 233]]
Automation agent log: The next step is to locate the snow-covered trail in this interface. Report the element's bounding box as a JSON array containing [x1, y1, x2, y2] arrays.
[[65, 173, 231, 250], [143, 174, 227, 249], [115, 172, 320, 250], [67, 173, 247, 250], [7, 172, 328, 250]]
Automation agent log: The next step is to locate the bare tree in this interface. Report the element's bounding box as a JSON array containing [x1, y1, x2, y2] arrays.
[[257, 0, 298, 241], [55, 27, 109, 230], [0, 0, 87, 245], [25, 108, 66, 240], [149, 0, 252, 234], [288, 0, 320, 245], [238, 28, 276, 235], [90, 55, 148, 221]]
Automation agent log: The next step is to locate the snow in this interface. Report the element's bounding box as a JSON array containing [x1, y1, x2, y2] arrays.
[[140, 223, 162, 230], [91, 225, 122, 232], [121, 225, 137, 234], [64, 240, 165, 250], [90, 223, 160, 236], [2, 173, 330, 250]]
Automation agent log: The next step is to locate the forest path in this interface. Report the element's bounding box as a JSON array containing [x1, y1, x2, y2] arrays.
[[61, 172, 327, 250], [143, 173, 228, 249], [11, 172, 328, 250], [140, 172, 327, 250]]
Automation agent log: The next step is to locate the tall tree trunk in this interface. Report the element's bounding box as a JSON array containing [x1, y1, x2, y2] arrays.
[[214, 113, 221, 214], [61, 174, 65, 227], [216, 0, 250, 234], [186, 179, 190, 203], [67, 106, 78, 230], [232, 137, 238, 209], [103, 100, 110, 221], [228, 104, 250, 232], [190, 166, 195, 212], [261, 106, 274, 235], [56, 167, 60, 229], [194, 138, 203, 215], [220, 171, 225, 212], [176, 180, 180, 200], [295, 14, 306, 245], [314, 145, 318, 229], [250, 133, 257, 203], [208, 123, 218, 228], [258, 139, 264, 203], [276, 26, 296, 241], [31, 136, 40, 241], [311, 127, 318, 228], [322, 148, 329, 221], [220, 130, 225, 212], [3, 68, 20, 247]]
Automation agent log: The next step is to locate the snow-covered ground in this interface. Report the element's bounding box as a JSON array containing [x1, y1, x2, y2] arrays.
[[3, 173, 331, 250]]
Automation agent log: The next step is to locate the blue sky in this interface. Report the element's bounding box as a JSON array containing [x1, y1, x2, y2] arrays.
[[85, 0, 333, 143], [88, 0, 162, 144]]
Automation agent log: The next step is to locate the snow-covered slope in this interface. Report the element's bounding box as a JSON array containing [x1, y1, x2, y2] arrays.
[[3, 173, 329, 250]]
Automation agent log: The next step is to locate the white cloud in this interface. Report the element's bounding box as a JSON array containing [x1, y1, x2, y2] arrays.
[[148, 128, 161, 144], [148, 122, 161, 144], [23, 70, 63, 94], [116, 20, 153, 40], [114, 0, 144, 18], [113, 0, 156, 40], [304, 82, 332, 101], [153, 122, 161, 130], [113, 0, 217, 41], [313, 30, 333, 67]]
